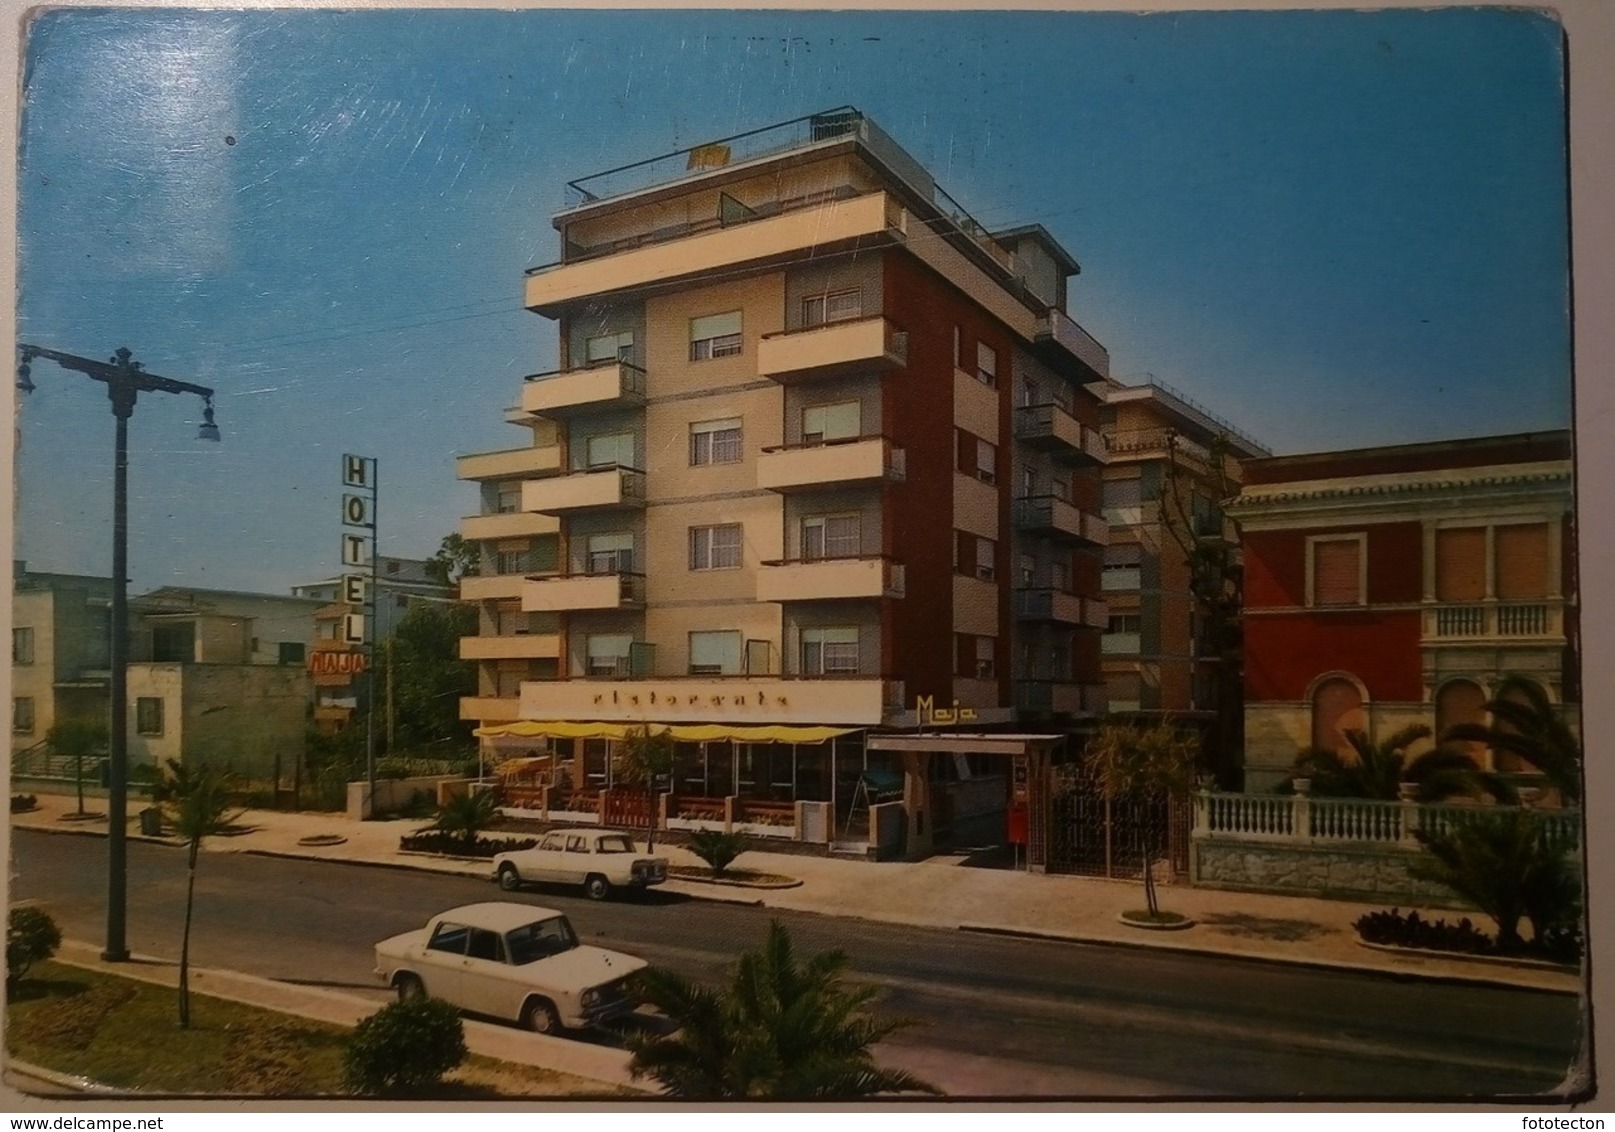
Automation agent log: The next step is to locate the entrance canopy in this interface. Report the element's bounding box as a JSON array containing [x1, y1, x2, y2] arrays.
[[866, 732, 1064, 757], [474, 721, 855, 744]]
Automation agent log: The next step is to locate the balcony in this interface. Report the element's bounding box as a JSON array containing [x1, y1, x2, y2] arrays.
[[525, 190, 902, 314], [459, 696, 522, 722], [1035, 309, 1110, 379], [522, 466, 645, 514], [1015, 679, 1106, 716], [1013, 495, 1109, 546], [456, 445, 561, 481], [520, 361, 646, 419], [460, 510, 560, 542], [757, 556, 905, 603], [1014, 404, 1106, 464], [757, 317, 909, 382], [522, 571, 646, 613], [1015, 588, 1107, 628], [458, 573, 530, 602], [1422, 600, 1565, 642], [459, 633, 563, 661], [757, 437, 905, 493]]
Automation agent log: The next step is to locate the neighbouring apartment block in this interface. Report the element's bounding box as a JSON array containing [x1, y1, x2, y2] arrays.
[[11, 563, 113, 755], [454, 108, 1113, 856], [1229, 431, 1577, 792]]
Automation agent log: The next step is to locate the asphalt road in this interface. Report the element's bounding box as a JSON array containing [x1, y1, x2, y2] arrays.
[[11, 830, 1589, 1100]]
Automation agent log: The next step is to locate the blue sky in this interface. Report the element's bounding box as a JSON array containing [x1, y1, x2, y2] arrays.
[[13, 7, 1571, 594]]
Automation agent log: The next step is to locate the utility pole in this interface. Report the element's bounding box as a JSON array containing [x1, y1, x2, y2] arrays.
[[16, 345, 219, 962]]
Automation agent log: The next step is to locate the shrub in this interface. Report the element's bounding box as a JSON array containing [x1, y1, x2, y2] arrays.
[[398, 831, 538, 858], [10, 794, 37, 813], [688, 828, 750, 876], [343, 996, 467, 1096], [1353, 908, 1493, 955], [7, 906, 62, 987]]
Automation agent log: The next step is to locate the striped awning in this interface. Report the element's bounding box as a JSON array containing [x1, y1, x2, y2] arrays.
[[474, 721, 854, 744]]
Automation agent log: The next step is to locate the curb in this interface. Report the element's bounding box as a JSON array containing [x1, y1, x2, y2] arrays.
[[7, 1059, 121, 1096], [956, 923, 1584, 995]]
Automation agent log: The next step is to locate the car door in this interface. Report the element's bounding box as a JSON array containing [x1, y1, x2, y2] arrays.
[[529, 832, 567, 883], [458, 927, 520, 1020], [418, 919, 469, 1004], [562, 832, 592, 884]]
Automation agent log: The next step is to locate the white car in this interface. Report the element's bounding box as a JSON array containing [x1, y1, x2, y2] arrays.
[[373, 902, 647, 1034], [492, 829, 669, 900]]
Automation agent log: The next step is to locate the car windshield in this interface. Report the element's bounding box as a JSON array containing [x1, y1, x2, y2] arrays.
[[596, 835, 634, 854], [505, 916, 580, 965]]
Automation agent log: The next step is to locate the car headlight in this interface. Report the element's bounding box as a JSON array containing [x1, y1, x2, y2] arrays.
[[581, 988, 600, 1009]]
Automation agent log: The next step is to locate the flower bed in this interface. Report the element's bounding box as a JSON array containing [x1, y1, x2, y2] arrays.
[[397, 831, 539, 858], [1353, 908, 1581, 966]]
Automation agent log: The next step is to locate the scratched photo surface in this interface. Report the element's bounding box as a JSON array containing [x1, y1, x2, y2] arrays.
[[8, 6, 1588, 1105]]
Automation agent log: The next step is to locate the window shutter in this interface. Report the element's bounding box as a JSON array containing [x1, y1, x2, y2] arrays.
[[1495, 523, 1549, 599], [1434, 528, 1486, 602], [1312, 539, 1361, 606], [1103, 478, 1143, 508], [690, 311, 742, 341]]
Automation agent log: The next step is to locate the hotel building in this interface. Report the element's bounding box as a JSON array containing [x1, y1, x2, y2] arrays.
[[455, 109, 1113, 856]]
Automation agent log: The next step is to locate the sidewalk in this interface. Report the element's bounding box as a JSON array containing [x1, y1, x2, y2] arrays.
[[10, 791, 1581, 995]]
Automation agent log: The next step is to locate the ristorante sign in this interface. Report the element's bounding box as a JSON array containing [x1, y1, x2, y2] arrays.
[[519, 678, 890, 726]]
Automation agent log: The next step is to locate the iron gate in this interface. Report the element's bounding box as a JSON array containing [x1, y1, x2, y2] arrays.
[[1047, 785, 1190, 879]]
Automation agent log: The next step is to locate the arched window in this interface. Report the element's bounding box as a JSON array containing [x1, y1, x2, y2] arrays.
[[1435, 680, 1488, 767], [1311, 676, 1366, 756]]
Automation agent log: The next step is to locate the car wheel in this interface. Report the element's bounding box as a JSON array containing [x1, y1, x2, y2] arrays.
[[394, 974, 425, 1002], [497, 864, 522, 892], [583, 874, 610, 901], [521, 996, 561, 1035]]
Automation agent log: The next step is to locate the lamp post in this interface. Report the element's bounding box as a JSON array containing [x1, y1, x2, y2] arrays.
[[17, 344, 219, 962]]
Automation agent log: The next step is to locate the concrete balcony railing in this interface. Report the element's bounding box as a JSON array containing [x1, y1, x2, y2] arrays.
[[522, 466, 646, 514], [1014, 404, 1107, 464], [1422, 599, 1564, 642], [1015, 679, 1105, 716], [522, 571, 646, 613], [459, 633, 563, 661], [458, 573, 531, 602], [757, 556, 905, 603], [520, 361, 646, 419], [524, 191, 902, 315], [459, 696, 522, 722], [757, 436, 906, 493], [757, 316, 909, 382], [1013, 495, 1109, 547], [455, 445, 562, 481], [1014, 588, 1106, 628], [1035, 309, 1110, 379], [460, 511, 561, 542]]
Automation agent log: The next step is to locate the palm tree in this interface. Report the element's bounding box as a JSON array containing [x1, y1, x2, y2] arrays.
[[47, 718, 108, 816], [1081, 721, 1200, 919], [614, 726, 676, 850], [1411, 809, 1579, 953], [1439, 676, 1581, 803], [154, 758, 241, 1028], [431, 788, 500, 851], [1292, 724, 1511, 803], [626, 921, 939, 1099]]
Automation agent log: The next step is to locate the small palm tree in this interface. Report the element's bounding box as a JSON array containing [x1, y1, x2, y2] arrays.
[[626, 921, 939, 1100], [431, 788, 500, 852], [154, 759, 242, 1028], [1439, 676, 1581, 803], [1293, 725, 1510, 803], [1081, 721, 1200, 919], [1411, 809, 1579, 953]]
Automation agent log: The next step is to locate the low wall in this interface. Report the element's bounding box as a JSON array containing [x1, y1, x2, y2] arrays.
[[347, 775, 462, 821], [1191, 837, 1465, 906]]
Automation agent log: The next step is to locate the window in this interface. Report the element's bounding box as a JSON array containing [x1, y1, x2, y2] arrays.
[[1019, 555, 1037, 588], [690, 311, 742, 360], [496, 481, 522, 513], [1020, 467, 1036, 500], [1103, 544, 1142, 591], [953, 325, 964, 369], [690, 418, 743, 466], [1104, 614, 1142, 655], [136, 697, 165, 736], [975, 437, 997, 484], [1102, 477, 1143, 515], [976, 341, 999, 387], [689, 630, 743, 675], [495, 604, 531, 636], [495, 667, 526, 697], [960, 634, 995, 679], [802, 288, 862, 327], [1435, 528, 1486, 602], [803, 515, 860, 560], [975, 536, 996, 581], [12, 697, 34, 734], [585, 330, 634, 364], [586, 533, 633, 575], [495, 547, 530, 575], [278, 642, 305, 665], [584, 431, 635, 469], [586, 634, 633, 677], [1495, 523, 1550, 600], [1309, 536, 1364, 607], [1311, 676, 1366, 757], [12, 628, 33, 665], [801, 627, 858, 674], [427, 922, 470, 955], [151, 623, 195, 663], [1050, 558, 1071, 592], [466, 928, 505, 963], [802, 401, 861, 445], [689, 524, 743, 570]]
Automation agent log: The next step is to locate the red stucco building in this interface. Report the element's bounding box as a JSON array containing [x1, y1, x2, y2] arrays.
[[1227, 431, 1576, 791]]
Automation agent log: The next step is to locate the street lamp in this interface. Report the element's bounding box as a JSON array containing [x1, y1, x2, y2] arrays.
[[16, 344, 219, 962]]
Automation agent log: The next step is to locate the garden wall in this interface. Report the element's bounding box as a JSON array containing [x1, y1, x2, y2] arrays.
[[1191, 837, 1464, 906]]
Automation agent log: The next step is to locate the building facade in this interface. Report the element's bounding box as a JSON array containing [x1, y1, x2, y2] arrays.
[[11, 564, 114, 757], [1229, 431, 1577, 791], [455, 108, 1113, 855]]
